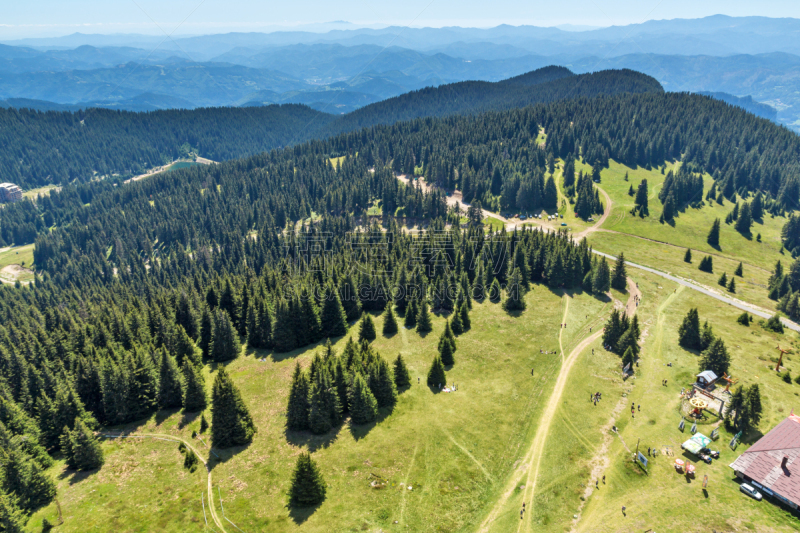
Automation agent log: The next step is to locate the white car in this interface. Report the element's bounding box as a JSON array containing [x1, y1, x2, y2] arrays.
[[739, 483, 762, 501]]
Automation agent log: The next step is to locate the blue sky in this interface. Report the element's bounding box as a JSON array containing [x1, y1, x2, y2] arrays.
[[2, 0, 799, 38]]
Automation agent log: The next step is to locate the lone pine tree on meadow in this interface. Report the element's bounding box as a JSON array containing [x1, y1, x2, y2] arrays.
[[678, 308, 703, 350], [633, 179, 649, 217], [211, 367, 256, 448], [728, 277, 736, 293], [734, 262, 743, 277], [707, 218, 721, 247], [718, 272, 728, 287], [427, 355, 447, 388], [60, 418, 104, 471], [592, 257, 611, 294], [288, 453, 326, 507], [393, 354, 411, 389], [684, 248, 692, 263], [181, 360, 208, 412], [382, 305, 398, 335], [358, 313, 377, 342], [699, 255, 713, 273]]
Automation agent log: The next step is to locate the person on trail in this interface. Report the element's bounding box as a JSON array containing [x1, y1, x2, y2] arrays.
[[648, 447, 651, 455], [638, 404, 640, 412], [596, 480, 599, 489], [622, 506, 626, 516], [602, 475, 605, 484]]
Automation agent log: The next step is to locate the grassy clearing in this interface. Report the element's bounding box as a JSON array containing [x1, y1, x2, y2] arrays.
[[588, 231, 776, 313], [329, 156, 346, 170], [574, 270, 800, 533], [595, 160, 788, 272], [23, 185, 59, 199], [31, 287, 612, 533], [0, 243, 35, 283]]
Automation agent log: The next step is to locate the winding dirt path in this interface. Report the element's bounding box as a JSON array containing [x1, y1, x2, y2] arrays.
[[478, 282, 637, 533], [101, 432, 227, 532]]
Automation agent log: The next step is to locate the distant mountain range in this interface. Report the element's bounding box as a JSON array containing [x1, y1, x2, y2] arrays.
[[0, 15, 795, 127]]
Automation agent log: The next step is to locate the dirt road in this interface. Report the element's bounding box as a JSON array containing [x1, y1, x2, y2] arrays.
[[478, 283, 637, 533]]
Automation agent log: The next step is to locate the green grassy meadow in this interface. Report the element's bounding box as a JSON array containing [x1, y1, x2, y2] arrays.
[[30, 288, 613, 533]]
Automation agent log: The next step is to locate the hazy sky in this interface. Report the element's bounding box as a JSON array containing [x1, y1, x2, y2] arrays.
[[2, 0, 799, 38]]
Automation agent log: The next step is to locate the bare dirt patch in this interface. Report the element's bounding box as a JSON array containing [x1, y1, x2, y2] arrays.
[[0, 264, 33, 284]]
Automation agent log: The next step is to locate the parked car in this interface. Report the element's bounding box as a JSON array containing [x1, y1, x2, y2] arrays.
[[699, 447, 720, 459], [561, 222, 567, 227], [698, 453, 713, 464], [740, 483, 762, 501]]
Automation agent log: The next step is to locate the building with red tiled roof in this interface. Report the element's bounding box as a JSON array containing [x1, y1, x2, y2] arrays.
[[730, 415, 800, 510]]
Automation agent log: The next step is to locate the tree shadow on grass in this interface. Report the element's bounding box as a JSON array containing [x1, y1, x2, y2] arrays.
[[285, 423, 342, 453], [59, 466, 101, 486], [178, 409, 201, 430], [288, 502, 322, 525], [155, 407, 180, 427], [349, 409, 391, 442], [208, 441, 253, 472]]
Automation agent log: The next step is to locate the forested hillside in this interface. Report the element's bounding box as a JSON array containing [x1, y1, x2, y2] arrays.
[[0, 67, 661, 188]]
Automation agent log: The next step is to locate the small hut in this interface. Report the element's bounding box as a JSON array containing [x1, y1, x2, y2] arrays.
[[696, 370, 718, 389]]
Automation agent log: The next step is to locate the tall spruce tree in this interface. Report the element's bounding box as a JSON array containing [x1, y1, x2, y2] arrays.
[[684, 248, 692, 263], [393, 355, 411, 390], [459, 301, 471, 331], [371, 358, 398, 409], [157, 349, 184, 409], [0, 491, 25, 533], [182, 361, 208, 412], [211, 309, 241, 362], [707, 218, 721, 247], [678, 308, 702, 350], [211, 367, 256, 448], [286, 363, 310, 431], [427, 355, 447, 388], [320, 285, 348, 338], [60, 418, 104, 471], [358, 314, 377, 342], [699, 337, 731, 377], [1, 447, 56, 511], [288, 453, 326, 507], [382, 305, 398, 336], [503, 268, 527, 311], [439, 335, 456, 367], [592, 258, 611, 294], [349, 373, 378, 424], [634, 180, 649, 216], [611, 253, 627, 290], [416, 300, 432, 333], [199, 306, 213, 358]]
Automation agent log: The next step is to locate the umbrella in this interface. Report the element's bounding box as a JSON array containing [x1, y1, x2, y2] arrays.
[[686, 464, 696, 474], [675, 459, 685, 466]]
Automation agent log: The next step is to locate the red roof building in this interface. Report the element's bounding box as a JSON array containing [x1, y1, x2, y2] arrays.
[[730, 415, 800, 510]]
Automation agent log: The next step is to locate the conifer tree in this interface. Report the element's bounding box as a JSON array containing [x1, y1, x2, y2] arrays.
[[175, 325, 201, 367], [308, 380, 333, 435], [684, 248, 692, 263], [404, 299, 418, 328], [130, 348, 158, 420], [611, 253, 627, 290], [60, 418, 104, 471], [622, 346, 635, 372], [634, 180, 649, 216], [451, 305, 464, 334], [699, 255, 713, 273], [272, 299, 297, 353], [427, 355, 447, 389], [489, 278, 502, 302], [678, 308, 702, 350], [699, 337, 731, 377], [288, 453, 326, 507], [382, 305, 398, 336], [182, 361, 207, 412], [735, 202, 753, 234], [737, 312, 751, 326], [728, 277, 736, 293], [358, 313, 377, 342], [211, 367, 256, 448], [416, 300, 432, 333], [1, 447, 56, 511], [503, 268, 527, 310], [707, 218, 721, 247], [439, 321, 456, 352], [393, 355, 411, 390], [592, 258, 611, 294], [211, 309, 241, 362], [200, 414, 208, 433], [349, 373, 378, 424], [371, 358, 398, 409], [158, 349, 184, 409], [199, 306, 213, 358], [0, 491, 25, 533], [286, 363, 310, 431], [718, 272, 728, 287], [439, 335, 456, 367], [459, 301, 471, 331], [734, 262, 743, 277], [320, 285, 348, 338]]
